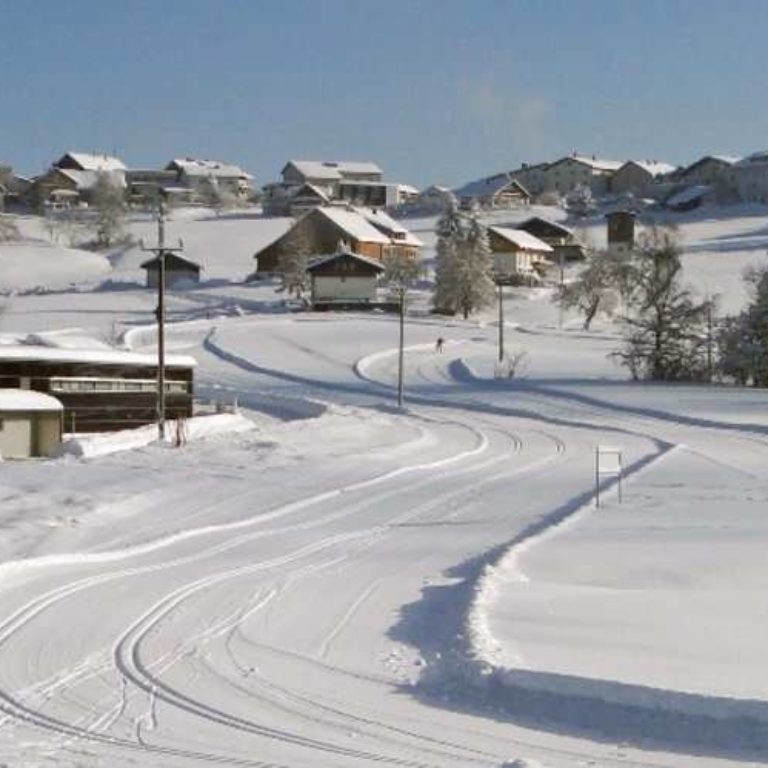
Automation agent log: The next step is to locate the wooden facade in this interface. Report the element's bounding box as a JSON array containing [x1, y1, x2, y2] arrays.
[[0, 354, 195, 433], [142, 253, 201, 289], [307, 251, 384, 307], [253, 208, 419, 274]]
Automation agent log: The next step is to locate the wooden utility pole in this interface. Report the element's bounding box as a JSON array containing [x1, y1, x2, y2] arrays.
[[397, 286, 405, 408], [497, 281, 505, 364], [140, 198, 184, 440]]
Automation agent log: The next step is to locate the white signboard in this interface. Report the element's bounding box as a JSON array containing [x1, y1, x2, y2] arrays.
[[595, 446, 623, 506]]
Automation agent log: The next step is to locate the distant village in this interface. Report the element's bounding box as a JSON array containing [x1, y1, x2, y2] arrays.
[[2, 146, 767, 310]]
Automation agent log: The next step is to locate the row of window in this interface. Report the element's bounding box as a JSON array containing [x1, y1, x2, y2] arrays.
[[50, 377, 188, 394]]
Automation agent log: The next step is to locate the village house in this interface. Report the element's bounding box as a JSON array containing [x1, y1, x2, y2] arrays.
[[541, 153, 624, 196], [516, 216, 586, 263], [0, 345, 195, 433], [454, 173, 531, 210], [164, 158, 254, 201], [31, 151, 127, 209], [410, 185, 457, 213], [306, 247, 385, 309], [610, 160, 677, 198], [141, 253, 202, 289], [488, 226, 553, 281], [674, 155, 739, 202], [252, 206, 422, 275], [261, 160, 416, 215]]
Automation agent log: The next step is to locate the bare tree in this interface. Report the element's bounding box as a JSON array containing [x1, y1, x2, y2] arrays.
[[89, 172, 127, 248], [0, 215, 19, 242], [555, 248, 618, 329], [613, 226, 711, 381], [275, 222, 313, 300]]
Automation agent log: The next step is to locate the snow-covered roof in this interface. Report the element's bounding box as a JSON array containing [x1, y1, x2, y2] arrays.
[[57, 168, 126, 190], [555, 154, 624, 172], [168, 158, 253, 180], [317, 207, 392, 244], [357, 207, 424, 247], [306, 250, 385, 273], [58, 152, 126, 172], [623, 160, 677, 176], [489, 227, 554, 253], [454, 173, 529, 199], [287, 160, 383, 181], [517, 216, 573, 237], [0, 389, 63, 412], [0, 345, 197, 368], [665, 184, 711, 207]]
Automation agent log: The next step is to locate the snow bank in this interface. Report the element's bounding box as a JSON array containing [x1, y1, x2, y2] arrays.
[[57, 413, 255, 458]]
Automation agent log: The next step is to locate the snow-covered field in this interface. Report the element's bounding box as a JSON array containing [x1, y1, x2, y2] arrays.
[[1, 204, 768, 767]]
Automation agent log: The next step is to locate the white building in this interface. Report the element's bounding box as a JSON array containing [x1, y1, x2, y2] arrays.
[[0, 390, 63, 458], [541, 154, 624, 196]]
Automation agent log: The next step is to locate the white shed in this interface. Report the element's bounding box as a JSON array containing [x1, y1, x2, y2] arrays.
[[0, 390, 63, 459]]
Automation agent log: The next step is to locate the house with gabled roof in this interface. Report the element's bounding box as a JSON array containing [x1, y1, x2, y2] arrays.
[[252, 206, 421, 275], [53, 151, 127, 172], [488, 227, 553, 281], [454, 173, 530, 210], [141, 252, 201, 289], [306, 246, 385, 309], [165, 157, 254, 200], [611, 160, 677, 197], [542, 153, 624, 196]]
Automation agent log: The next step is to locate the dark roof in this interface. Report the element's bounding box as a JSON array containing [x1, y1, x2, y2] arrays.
[[516, 216, 573, 238], [141, 253, 201, 271], [306, 249, 384, 273]]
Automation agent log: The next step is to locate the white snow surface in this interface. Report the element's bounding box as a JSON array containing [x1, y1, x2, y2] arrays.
[[1, 205, 768, 767]]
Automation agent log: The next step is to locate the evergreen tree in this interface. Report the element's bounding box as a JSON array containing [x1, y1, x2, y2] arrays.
[[717, 264, 768, 386], [614, 227, 711, 380], [433, 202, 464, 315], [457, 216, 495, 319]]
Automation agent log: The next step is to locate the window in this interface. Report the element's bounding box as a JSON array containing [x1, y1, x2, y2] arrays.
[[49, 377, 188, 394]]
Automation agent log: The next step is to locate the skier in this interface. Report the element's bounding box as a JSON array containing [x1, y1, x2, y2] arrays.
[[435, 337, 445, 353]]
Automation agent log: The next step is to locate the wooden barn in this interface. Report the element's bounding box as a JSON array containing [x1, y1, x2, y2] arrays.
[[252, 206, 421, 275], [0, 346, 196, 433], [141, 253, 201, 289], [307, 248, 385, 309]]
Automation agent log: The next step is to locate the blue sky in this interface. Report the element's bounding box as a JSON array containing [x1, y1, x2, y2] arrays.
[[1, 0, 767, 187]]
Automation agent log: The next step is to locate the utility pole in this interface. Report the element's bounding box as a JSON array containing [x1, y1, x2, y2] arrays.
[[140, 197, 184, 440], [497, 281, 505, 364], [397, 285, 405, 408], [558, 251, 565, 329]]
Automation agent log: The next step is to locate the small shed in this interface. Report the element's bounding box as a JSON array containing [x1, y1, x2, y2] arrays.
[[141, 253, 201, 289], [306, 248, 384, 309], [0, 390, 63, 458]]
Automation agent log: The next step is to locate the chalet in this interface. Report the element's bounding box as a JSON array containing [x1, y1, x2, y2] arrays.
[[541, 154, 623, 196], [0, 346, 196, 433], [282, 160, 383, 194], [165, 158, 254, 200], [32, 152, 127, 209], [488, 227, 553, 281], [141, 253, 201, 289], [454, 173, 531, 210], [611, 160, 676, 197], [664, 185, 713, 212], [306, 247, 385, 309], [252, 206, 422, 275], [0, 390, 63, 458]]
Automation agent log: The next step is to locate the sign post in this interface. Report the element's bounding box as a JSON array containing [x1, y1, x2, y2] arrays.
[[595, 445, 623, 507]]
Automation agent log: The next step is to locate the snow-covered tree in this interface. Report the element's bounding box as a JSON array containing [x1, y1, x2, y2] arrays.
[[0, 214, 19, 242], [89, 172, 127, 248], [717, 264, 768, 386], [555, 248, 618, 329], [275, 223, 313, 300], [433, 204, 495, 318], [613, 226, 711, 381]]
